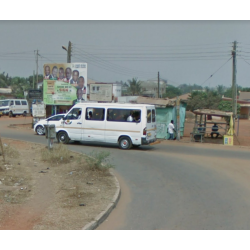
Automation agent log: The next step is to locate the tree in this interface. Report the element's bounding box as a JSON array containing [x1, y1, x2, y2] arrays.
[[162, 85, 182, 98], [218, 100, 240, 114], [187, 90, 221, 111], [179, 83, 203, 94], [127, 78, 142, 96], [216, 85, 225, 96]]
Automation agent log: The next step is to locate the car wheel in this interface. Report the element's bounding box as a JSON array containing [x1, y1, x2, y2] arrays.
[[57, 131, 70, 144], [119, 136, 132, 150], [23, 111, 27, 117], [36, 125, 45, 135]]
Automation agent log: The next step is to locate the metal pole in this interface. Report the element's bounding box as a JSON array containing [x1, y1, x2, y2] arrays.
[[158, 71, 160, 98], [237, 114, 240, 136], [176, 96, 180, 141], [36, 49, 39, 89], [68, 41, 72, 63]]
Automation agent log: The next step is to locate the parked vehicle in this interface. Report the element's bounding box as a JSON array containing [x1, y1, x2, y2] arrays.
[[56, 103, 157, 149], [34, 114, 65, 135], [0, 99, 29, 117]]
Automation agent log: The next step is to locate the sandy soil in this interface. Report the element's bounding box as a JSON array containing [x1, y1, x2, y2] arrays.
[[0, 138, 117, 230]]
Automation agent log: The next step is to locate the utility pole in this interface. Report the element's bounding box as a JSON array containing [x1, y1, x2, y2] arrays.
[[158, 71, 160, 98], [67, 41, 72, 63], [35, 49, 39, 89], [232, 41, 237, 131], [176, 96, 180, 141], [33, 70, 35, 89]]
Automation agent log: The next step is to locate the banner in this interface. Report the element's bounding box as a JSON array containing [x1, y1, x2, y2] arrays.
[[43, 63, 87, 105]]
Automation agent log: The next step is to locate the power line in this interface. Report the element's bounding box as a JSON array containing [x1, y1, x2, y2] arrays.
[[200, 57, 232, 85]]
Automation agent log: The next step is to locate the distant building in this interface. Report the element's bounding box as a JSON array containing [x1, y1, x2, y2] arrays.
[[0, 87, 14, 99], [239, 91, 250, 102], [140, 79, 167, 98]]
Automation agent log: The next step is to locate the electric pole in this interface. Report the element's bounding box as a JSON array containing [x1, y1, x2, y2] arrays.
[[35, 49, 39, 89], [67, 41, 72, 63], [158, 71, 160, 98], [232, 41, 237, 130]]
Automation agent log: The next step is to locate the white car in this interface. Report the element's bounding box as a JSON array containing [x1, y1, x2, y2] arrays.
[[34, 114, 65, 135]]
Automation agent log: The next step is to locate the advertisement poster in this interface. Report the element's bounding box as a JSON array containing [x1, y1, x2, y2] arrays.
[[43, 63, 87, 105], [89, 83, 113, 102]]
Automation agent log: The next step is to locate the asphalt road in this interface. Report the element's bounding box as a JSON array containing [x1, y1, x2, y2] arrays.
[[1, 117, 250, 229]]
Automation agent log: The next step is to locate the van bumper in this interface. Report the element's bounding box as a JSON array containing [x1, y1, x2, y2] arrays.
[[141, 137, 156, 145]]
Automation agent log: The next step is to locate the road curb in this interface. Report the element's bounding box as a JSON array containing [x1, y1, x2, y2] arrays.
[[82, 171, 121, 230]]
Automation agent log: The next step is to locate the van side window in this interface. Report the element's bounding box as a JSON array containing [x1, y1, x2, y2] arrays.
[[65, 108, 82, 120], [85, 108, 105, 121], [21, 101, 27, 105], [147, 110, 151, 123], [107, 109, 141, 122], [152, 109, 156, 122], [15, 101, 21, 105]]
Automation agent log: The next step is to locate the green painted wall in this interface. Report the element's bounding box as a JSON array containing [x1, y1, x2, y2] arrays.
[[156, 103, 186, 139]]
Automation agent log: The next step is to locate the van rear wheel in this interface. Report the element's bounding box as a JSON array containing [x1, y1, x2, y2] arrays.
[[57, 131, 70, 144], [119, 136, 132, 150]]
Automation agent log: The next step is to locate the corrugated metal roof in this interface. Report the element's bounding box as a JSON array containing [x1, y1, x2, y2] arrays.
[[0, 88, 12, 94], [136, 96, 176, 106], [193, 109, 233, 117], [239, 92, 250, 101]]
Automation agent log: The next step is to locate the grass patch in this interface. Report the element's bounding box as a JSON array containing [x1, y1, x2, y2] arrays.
[[85, 151, 115, 172], [41, 143, 72, 164], [3, 144, 20, 158]]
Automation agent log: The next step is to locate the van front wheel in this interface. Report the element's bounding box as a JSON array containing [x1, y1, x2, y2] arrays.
[[57, 131, 69, 144], [119, 137, 132, 150]]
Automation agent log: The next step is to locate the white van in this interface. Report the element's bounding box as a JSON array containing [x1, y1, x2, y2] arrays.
[[0, 99, 29, 117], [56, 103, 157, 149]]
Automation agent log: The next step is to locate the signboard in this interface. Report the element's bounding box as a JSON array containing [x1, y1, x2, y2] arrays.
[[28, 89, 42, 99], [43, 63, 87, 105], [89, 83, 112, 102], [32, 103, 46, 117]]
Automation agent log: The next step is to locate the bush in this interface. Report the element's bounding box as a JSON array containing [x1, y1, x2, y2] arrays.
[[41, 143, 71, 164], [85, 151, 115, 171]]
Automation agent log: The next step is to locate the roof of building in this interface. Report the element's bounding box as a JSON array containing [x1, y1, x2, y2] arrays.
[[222, 97, 250, 105], [136, 96, 176, 106], [192, 109, 233, 117], [170, 93, 191, 101], [0, 88, 12, 94], [239, 92, 250, 101]]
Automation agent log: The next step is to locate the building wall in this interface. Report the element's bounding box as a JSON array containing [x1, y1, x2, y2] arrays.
[[240, 107, 250, 119], [156, 103, 186, 139]]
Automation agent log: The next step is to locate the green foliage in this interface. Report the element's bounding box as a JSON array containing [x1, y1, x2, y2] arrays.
[[85, 151, 114, 171], [187, 90, 221, 111], [127, 77, 142, 96], [162, 85, 182, 98], [218, 100, 240, 114], [242, 87, 250, 92]]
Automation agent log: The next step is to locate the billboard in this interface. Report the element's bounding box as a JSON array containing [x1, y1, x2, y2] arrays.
[[43, 63, 87, 105], [89, 83, 113, 102]]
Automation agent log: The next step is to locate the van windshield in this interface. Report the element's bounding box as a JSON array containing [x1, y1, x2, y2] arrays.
[[2, 100, 9, 106]]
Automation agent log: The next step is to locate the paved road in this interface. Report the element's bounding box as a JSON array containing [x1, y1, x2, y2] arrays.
[[1, 117, 250, 229]]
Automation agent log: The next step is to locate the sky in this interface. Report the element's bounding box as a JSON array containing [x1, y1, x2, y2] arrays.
[[1, 20, 250, 88]]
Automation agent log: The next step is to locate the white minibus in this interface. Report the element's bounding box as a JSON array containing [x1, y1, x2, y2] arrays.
[[0, 99, 29, 117], [56, 103, 157, 149]]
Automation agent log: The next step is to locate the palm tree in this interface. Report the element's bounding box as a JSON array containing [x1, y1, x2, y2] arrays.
[[127, 77, 142, 96]]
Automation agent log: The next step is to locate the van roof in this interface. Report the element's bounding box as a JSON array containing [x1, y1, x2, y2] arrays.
[[73, 102, 155, 108]]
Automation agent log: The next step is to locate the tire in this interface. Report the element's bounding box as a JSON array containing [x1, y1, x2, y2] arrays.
[[119, 136, 132, 150], [36, 125, 45, 135], [23, 111, 27, 117], [9, 111, 13, 118], [57, 131, 70, 144]]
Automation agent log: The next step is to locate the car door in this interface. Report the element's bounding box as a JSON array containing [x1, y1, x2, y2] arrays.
[[63, 107, 83, 141]]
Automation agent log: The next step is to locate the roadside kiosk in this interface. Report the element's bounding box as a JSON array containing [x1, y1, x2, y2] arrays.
[[190, 109, 234, 145]]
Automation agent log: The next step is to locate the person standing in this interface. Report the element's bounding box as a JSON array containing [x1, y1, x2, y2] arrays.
[[167, 120, 175, 140]]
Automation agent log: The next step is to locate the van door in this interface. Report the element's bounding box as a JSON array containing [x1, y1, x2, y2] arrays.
[[146, 107, 157, 143], [82, 107, 105, 142], [63, 107, 83, 141]]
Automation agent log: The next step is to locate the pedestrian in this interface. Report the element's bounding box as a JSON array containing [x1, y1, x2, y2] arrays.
[[167, 120, 175, 140]]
